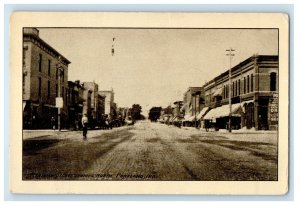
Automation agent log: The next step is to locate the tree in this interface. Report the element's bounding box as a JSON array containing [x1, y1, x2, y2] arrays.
[[131, 104, 142, 121], [148, 107, 162, 122]]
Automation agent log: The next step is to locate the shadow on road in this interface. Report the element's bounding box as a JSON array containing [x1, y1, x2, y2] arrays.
[[23, 137, 61, 155], [23, 129, 134, 180]]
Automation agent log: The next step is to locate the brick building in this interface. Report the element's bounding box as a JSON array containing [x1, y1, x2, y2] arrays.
[[182, 87, 205, 126], [203, 55, 278, 130], [82, 82, 99, 120], [22, 28, 71, 129], [67, 80, 84, 129], [98, 90, 115, 116]]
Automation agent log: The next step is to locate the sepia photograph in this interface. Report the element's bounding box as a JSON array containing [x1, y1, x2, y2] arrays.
[[10, 12, 289, 194]]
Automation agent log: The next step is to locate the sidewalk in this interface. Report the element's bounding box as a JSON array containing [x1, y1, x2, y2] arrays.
[[23, 126, 130, 140], [181, 126, 277, 134]]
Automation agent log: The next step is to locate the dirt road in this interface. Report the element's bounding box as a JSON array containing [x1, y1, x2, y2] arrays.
[[23, 121, 277, 181]]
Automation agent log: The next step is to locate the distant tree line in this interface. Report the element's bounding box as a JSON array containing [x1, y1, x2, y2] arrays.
[[130, 104, 145, 121], [148, 107, 162, 122]]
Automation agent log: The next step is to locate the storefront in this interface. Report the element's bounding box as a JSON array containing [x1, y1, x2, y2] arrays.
[[203, 103, 243, 130]]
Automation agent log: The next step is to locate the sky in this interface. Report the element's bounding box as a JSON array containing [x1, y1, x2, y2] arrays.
[[38, 28, 278, 114]]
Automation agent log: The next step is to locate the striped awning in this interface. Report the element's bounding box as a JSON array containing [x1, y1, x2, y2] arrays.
[[203, 104, 242, 120]]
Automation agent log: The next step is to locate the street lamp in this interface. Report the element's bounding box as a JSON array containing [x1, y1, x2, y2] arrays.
[[226, 48, 235, 132]]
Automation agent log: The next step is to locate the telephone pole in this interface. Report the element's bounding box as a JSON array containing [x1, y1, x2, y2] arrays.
[[226, 48, 235, 133], [56, 57, 63, 131]]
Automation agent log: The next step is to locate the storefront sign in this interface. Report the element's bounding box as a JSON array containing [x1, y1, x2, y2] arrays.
[[56, 97, 63, 108], [269, 93, 278, 122]]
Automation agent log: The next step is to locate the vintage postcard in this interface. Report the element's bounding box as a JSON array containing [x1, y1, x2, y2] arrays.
[[10, 12, 289, 194]]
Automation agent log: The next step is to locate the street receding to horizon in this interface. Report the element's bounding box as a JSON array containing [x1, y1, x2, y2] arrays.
[[23, 121, 278, 181]]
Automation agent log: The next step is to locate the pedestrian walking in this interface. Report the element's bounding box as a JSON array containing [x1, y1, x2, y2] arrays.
[[51, 116, 56, 131], [82, 114, 89, 140]]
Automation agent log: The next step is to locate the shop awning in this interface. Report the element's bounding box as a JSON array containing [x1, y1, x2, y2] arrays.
[[184, 115, 196, 121], [196, 107, 209, 120], [203, 104, 242, 120], [213, 87, 223, 97], [172, 117, 182, 122], [241, 100, 254, 106], [241, 100, 254, 112], [188, 115, 196, 121], [183, 114, 192, 121]]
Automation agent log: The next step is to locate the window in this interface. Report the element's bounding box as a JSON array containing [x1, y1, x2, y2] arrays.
[[232, 82, 234, 97], [39, 54, 42, 72], [62, 70, 64, 82], [235, 80, 238, 96], [251, 74, 254, 92], [223, 85, 226, 99], [226, 85, 229, 98], [47, 81, 50, 99], [56, 67, 58, 79], [247, 75, 250, 93], [38, 77, 41, 97], [56, 84, 58, 97], [48, 60, 51, 76], [238, 79, 241, 95], [244, 77, 246, 94], [270, 72, 277, 91]]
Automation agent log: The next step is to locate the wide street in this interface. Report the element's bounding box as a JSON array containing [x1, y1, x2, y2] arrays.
[[23, 121, 278, 181]]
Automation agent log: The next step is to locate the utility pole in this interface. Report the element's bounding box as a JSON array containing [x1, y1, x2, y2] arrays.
[[226, 48, 235, 132], [57, 57, 63, 131]]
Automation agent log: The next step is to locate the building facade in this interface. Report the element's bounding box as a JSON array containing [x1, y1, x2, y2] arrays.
[[203, 55, 278, 130], [82, 82, 100, 125], [98, 90, 115, 116], [67, 80, 84, 129], [82, 87, 92, 122], [97, 94, 106, 119], [182, 87, 205, 124], [23, 28, 71, 129]]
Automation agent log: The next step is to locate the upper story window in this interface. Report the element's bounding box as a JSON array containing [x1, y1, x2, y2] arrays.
[[226, 84, 229, 98], [270, 72, 277, 91], [232, 81, 235, 97], [48, 60, 51, 76], [238, 79, 241, 95], [38, 77, 42, 97], [244, 77, 246, 94], [235, 80, 238, 96], [251, 74, 254, 92], [38, 54, 42, 72], [62, 70, 65, 82], [247, 75, 250, 93]]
